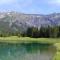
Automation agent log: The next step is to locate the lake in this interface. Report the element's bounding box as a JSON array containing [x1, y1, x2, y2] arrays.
[[0, 43, 56, 60]]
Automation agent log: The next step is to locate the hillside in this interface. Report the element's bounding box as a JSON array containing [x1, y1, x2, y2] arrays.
[[0, 12, 60, 33]]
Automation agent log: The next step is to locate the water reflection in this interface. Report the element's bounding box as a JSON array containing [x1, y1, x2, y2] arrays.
[[0, 43, 56, 60]]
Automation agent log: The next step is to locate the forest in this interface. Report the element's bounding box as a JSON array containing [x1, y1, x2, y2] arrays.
[[0, 25, 60, 38]]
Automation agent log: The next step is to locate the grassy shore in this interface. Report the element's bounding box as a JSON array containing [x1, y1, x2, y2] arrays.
[[53, 43, 60, 60], [0, 36, 60, 43]]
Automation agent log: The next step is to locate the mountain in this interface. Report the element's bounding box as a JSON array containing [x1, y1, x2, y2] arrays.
[[0, 11, 60, 33]]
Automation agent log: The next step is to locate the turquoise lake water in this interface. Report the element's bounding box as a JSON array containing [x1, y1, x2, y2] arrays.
[[0, 43, 56, 60]]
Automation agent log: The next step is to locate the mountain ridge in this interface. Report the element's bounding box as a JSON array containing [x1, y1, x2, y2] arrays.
[[0, 11, 60, 33]]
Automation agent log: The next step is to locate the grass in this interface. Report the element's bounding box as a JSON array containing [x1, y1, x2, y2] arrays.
[[0, 36, 60, 43], [53, 43, 60, 60], [53, 52, 60, 60]]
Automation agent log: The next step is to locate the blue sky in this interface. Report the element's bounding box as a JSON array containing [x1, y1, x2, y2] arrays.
[[0, 0, 60, 14]]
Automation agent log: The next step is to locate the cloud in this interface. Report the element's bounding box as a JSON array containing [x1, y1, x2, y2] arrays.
[[0, 0, 33, 8], [0, 0, 33, 12], [1, 0, 60, 14], [48, 0, 60, 6], [0, 0, 16, 5], [18, 0, 33, 8], [0, 0, 33, 6]]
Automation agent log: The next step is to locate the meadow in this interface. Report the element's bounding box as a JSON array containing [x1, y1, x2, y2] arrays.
[[0, 36, 60, 44]]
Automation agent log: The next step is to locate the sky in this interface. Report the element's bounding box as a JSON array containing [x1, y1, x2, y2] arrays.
[[0, 0, 60, 14]]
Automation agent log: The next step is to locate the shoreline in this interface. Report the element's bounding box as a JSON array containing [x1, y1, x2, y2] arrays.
[[0, 36, 59, 44]]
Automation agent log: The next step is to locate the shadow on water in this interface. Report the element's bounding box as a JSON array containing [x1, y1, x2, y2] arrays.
[[0, 42, 57, 60]]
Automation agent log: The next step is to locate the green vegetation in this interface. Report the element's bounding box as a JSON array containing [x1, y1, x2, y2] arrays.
[[26, 26, 60, 38], [54, 52, 60, 60], [0, 36, 60, 43], [53, 43, 60, 60], [0, 25, 60, 38]]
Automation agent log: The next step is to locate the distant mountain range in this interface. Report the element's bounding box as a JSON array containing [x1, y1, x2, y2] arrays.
[[0, 11, 60, 33]]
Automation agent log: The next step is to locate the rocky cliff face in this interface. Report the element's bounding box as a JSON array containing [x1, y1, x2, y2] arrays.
[[0, 12, 60, 33]]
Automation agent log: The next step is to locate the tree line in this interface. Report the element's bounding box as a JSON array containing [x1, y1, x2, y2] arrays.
[[26, 26, 60, 38], [0, 25, 60, 38]]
